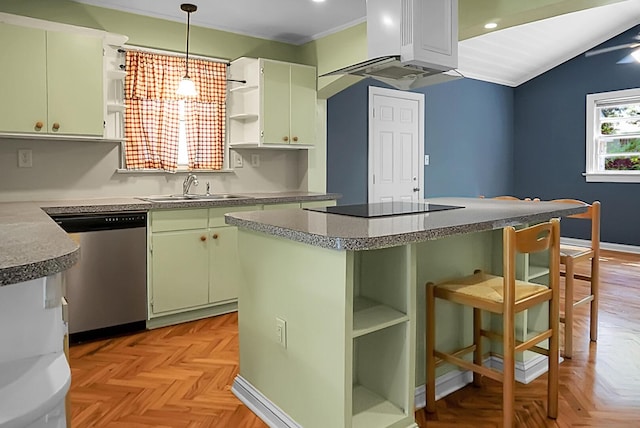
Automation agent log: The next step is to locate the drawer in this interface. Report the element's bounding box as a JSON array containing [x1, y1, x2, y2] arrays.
[[150, 209, 208, 232], [209, 205, 261, 227], [301, 200, 337, 209]]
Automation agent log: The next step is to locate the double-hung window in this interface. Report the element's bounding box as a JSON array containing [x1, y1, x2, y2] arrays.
[[586, 88, 640, 183]]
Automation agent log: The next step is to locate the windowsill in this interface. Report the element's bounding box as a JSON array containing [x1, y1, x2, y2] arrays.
[[583, 172, 640, 183], [116, 168, 236, 174]]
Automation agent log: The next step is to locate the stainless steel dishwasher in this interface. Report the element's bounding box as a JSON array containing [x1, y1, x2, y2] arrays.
[[51, 212, 147, 342]]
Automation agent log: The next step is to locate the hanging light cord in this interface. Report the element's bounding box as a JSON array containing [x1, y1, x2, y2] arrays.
[[181, 3, 197, 78]]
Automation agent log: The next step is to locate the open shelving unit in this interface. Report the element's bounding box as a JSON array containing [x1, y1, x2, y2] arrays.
[[349, 245, 416, 427], [103, 35, 127, 141]]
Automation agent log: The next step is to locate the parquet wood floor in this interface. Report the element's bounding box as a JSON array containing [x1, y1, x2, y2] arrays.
[[69, 250, 640, 427]]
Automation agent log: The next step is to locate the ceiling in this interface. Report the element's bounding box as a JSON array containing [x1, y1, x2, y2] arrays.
[[72, 0, 640, 87]]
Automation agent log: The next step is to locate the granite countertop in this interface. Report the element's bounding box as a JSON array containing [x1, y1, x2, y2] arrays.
[[0, 192, 339, 286], [224, 197, 588, 251]]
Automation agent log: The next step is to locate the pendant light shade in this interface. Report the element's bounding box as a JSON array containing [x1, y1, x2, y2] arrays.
[[177, 3, 198, 97]]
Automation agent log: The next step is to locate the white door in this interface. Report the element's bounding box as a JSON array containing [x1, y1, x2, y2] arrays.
[[368, 87, 424, 203]]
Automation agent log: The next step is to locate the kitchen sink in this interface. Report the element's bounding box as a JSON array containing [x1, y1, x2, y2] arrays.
[[139, 194, 250, 203]]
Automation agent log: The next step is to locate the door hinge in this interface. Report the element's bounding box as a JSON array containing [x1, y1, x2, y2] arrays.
[[373, 174, 375, 184], [260, 67, 264, 74], [372, 108, 375, 118]]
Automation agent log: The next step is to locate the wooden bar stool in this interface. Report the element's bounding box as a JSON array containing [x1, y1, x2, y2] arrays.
[[426, 219, 560, 427], [551, 199, 600, 358]]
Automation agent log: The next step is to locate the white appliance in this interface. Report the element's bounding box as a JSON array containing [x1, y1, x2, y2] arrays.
[[322, 0, 460, 90]]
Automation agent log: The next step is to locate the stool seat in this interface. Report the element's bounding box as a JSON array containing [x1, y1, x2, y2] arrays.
[[436, 272, 547, 305], [560, 244, 593, 258]]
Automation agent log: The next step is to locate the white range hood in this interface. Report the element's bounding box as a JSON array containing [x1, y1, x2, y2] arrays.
[[322, 0, 460, 90]]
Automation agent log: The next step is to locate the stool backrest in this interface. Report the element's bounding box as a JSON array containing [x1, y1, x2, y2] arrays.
[[551, 199, 600, 254]]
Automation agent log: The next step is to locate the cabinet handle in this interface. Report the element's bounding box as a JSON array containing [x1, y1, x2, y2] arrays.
[[52, 122, 60, 131], [35, 121, 44, 130], [212, 233, 219, 239], [292, 136, 298, 142], [283, 136, 289, 142], [200, 235, 207, 242]]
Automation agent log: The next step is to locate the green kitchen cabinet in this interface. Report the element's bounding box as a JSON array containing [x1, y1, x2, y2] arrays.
[[148, 205, 262, 323], [0, 22, 103, 136], [263, 59, 316, 147], [228, 57, 316, 148], [149, 209, 210, 314], [208, 205, 261, 304], [151, 228, 210, 313], [208, 226, 242, 303]]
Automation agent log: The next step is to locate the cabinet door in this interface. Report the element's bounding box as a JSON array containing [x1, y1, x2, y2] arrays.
[[0, 23, 47, 133], [290, 64, 317, 146], [47, 31, 104, 136], [209, 226, 242, 303], [261, 59, 291, 145], [151, 230, 209, 314]]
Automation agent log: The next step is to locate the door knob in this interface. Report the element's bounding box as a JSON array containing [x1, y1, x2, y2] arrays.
[[52, 122, 60, 131], [413, 188, 420, 192]]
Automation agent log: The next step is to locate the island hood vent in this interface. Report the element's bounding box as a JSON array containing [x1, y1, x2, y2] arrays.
[[321, 0, 460, 90]]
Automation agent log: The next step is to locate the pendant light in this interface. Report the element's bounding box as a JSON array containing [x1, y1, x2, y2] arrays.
[[177, 3, 198, 97]]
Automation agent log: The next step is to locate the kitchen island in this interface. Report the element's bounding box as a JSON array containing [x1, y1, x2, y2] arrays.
[[224, 197, 586, 428]]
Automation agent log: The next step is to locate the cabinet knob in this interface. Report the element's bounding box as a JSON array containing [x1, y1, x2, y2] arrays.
[[200, 235, 207, 242], [292, 136, 298, 142], [35, 121, 44, 130], [52, 122, 60, 131], [283, 136, 289, 142], [212, 233, 219, 239]]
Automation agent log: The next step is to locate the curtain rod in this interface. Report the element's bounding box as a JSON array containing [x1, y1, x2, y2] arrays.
[[122, 44, 230, 65]]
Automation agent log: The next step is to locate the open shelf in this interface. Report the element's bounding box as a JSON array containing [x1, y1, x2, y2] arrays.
[[229, 113, 259, 121], [107, 103, 126, 113], [107, 69, 126, 80], [352, 385, 406, 428], [527, 264, 549, 280], [230, 84, 258, 93], [353, 296, 408, 338]]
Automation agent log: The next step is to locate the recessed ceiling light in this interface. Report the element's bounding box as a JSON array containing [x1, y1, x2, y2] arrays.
[[312, 0, 326, 3], [484, 22, 498, 29]]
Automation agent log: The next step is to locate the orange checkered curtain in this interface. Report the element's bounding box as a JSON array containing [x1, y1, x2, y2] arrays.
[[124, 51, 227, 171]]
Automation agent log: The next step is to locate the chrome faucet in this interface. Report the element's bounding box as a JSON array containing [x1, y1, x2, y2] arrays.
[[183, 173, 198, 195]]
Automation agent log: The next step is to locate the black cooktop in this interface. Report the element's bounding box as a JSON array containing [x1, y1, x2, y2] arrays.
[[305, 202, 464, 218]]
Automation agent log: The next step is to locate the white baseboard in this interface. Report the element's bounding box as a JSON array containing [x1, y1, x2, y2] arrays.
[[232, 375, 301, 428], [561, 237, 640, 254], [415, 353, 554, 409]]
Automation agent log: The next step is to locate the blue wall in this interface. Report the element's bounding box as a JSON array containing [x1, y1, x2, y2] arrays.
[[327, 78, 515, 205], [514, 25, 640, 245]]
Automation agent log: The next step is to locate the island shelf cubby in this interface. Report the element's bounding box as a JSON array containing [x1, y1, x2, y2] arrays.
[[350, 245, 416, 428]]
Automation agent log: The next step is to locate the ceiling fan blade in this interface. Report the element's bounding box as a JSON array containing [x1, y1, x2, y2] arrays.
[[585, 43, 638, 57]]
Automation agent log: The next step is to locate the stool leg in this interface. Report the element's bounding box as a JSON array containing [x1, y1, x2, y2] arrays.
[[548, 270, 560, 419], [590, 255, 599, 342], [473, 307, 482, 387], [503, 310, 515, 427], [426, 283, 436, 413], [564, 258, 575, 359]]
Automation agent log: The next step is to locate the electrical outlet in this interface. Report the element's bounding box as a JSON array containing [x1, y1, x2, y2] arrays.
[[18, 149, 33, 168], [276, 317, 287, 348], [424, 154, 430, 166], [251, 154, 260, 167], [234, 152, 243, 168]]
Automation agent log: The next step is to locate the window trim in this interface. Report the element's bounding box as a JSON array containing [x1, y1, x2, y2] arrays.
[[585, 87, 640, 183]]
